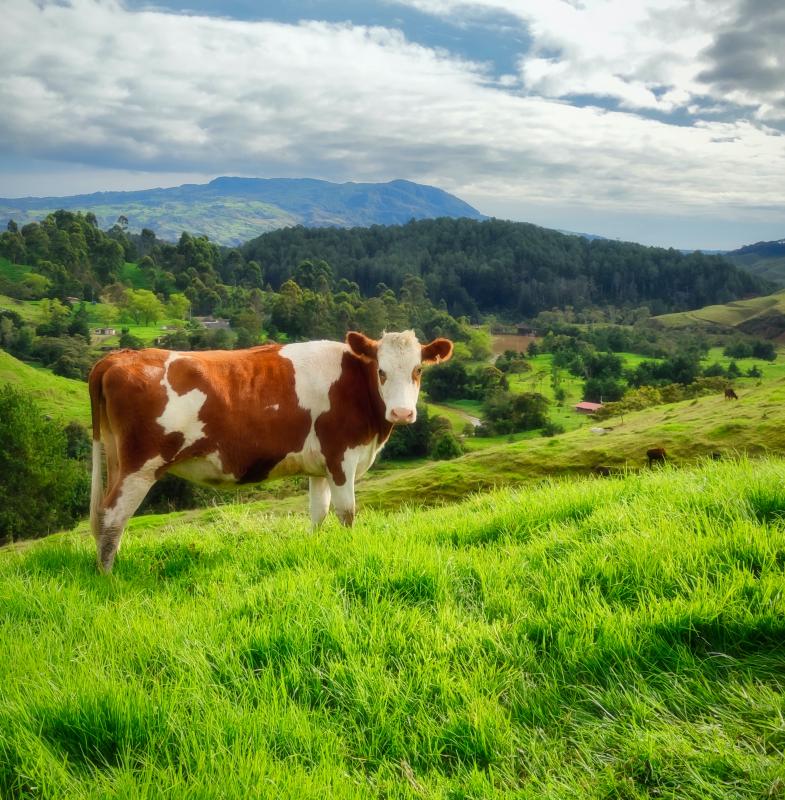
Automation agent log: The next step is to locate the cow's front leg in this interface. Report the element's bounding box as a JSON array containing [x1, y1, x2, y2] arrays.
[[328, 472, 356, 527], [309, 476, 331, 527]]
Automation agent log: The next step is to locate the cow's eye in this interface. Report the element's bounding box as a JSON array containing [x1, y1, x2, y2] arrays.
[[378, 369, 387, 384], [413, 366, 423, 380]]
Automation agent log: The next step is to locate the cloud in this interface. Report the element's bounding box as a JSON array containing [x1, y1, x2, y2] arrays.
[[0, 0, 784, 230], [393, 0, 785, 122], [697, 0, 785, 121]]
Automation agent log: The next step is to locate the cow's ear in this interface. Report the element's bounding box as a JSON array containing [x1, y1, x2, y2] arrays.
[[421, 338, 453, 365], [346, 331, 378, 362]]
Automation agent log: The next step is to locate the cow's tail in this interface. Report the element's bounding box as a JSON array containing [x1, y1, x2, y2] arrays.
[[88, 361, 107, 541]]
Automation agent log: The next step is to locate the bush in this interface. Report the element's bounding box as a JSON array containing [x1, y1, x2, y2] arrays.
[[0, 386, 90, 543], [540, 421, 565, 437], [429, 430, 463, 460]]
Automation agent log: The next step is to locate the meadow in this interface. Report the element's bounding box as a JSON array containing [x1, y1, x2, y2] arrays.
[[2, 457, 784, 798], [0, 349, 90, 426]]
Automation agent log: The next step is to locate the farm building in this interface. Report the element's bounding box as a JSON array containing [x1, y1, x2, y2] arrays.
[[574, 401, 603, 414]]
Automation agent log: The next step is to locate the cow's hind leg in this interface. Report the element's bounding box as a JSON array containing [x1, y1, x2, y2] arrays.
[[309, 477, 331, 527], [97, 459, 162, 573]]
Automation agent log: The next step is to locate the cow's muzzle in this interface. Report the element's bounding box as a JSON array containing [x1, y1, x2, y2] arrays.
[[389, 407, 415, 424]]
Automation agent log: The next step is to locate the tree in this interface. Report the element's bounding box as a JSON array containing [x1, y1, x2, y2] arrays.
[[122, 289, 166, 325], [0, 386, 90, 543], [430, 429, 463, 460], [166, 293, 190, 321]]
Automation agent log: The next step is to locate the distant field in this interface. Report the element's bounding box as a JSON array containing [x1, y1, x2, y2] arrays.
[[0, 294, 43, 322], [0, 349, 89, 426], [654, 289, 785, 330], [2, 457, 785, 798], [0, 257, 32, 284], [354, 373, 785, 512]]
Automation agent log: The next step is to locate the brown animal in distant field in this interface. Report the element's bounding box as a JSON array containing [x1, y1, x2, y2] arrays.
[[593, 465, 612, 476], [647, 447, 667, 467], [724, 387, 738, 400], [88, 331, 453, 573]]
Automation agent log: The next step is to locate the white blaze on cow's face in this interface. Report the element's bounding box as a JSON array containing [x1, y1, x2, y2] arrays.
[[347, 330, 454, 425]]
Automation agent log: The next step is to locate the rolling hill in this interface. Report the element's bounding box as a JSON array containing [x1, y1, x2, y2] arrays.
[[0, 177, 485, 246], [654, 288, 785, 337], [725, 238, 785, 285], [0, 349, 89, 426]]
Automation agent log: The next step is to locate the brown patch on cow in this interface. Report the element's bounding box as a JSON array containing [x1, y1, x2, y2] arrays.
[[90, 345, 315, 486], [164, 345, 312, 483], [346, 331, 379, 363], [93, 349, 172, 475], [421, 338, 453, 364], [315, 351, 393, 485]]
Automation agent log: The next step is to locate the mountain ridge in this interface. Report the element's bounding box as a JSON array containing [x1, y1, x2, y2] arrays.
[[0, 176, 485, 246], [724, 236, 785, 285]]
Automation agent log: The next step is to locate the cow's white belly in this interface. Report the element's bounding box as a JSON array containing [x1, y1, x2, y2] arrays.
[[267, 445, 327, 479], [168, 452, 238, 487]]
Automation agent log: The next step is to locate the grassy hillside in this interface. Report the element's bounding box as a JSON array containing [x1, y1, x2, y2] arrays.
[[726, 239, 785, 285], [2, 457, 785, 798], [654, 289, 785, 335], [0, 349, 89, 426], [352, 374, 785, 512]]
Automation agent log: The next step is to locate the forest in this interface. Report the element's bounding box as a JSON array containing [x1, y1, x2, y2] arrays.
[[1, 212, 770, 324], [241, 217, 770, 318]]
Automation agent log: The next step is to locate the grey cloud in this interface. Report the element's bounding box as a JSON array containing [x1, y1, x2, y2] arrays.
[[698, 0, 785, 111], [1, 0, 785, 222]]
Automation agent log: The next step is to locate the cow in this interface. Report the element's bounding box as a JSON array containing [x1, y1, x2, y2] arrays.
[[724, 387, 739, 400], [88, 330, 453, 573], [646, 447, 667, 467]]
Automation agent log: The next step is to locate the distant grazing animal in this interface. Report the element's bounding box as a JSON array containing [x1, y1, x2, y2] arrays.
[[89, 331, 453, 573], [646, 447, 667, 467], [724, 387, 739, 400]]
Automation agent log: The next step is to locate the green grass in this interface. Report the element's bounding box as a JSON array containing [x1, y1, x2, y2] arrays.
[[654, 289, 785, 329], [0, 349, 89, 426], [0, 294, 44, 322], [2, 457, 785, 798], [354, 373, 785, 510], [702, 347, 785, 382], [119, 262, 152, 290], [0, 257, 33, 284]]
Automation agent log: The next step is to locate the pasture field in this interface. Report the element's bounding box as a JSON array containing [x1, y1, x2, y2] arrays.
[[0, 257, 32, 285], [0, 349, 90, 426], [354, 373, 785, 511], [654, 289, 785, 330], [2, 457, 785, 798], [0, 294, 43, 322]]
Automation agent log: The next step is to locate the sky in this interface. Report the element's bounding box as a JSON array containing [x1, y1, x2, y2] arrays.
[[1, 0, 784, 250]]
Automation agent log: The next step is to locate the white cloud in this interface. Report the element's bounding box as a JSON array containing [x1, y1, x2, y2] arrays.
[[0, 0, 784, 232]]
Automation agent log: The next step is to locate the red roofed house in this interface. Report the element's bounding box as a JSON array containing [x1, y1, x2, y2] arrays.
[[574, 401, 603, 414]]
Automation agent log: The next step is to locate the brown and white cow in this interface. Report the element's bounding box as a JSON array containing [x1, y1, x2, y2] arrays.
[[88, 330, 453, 572]]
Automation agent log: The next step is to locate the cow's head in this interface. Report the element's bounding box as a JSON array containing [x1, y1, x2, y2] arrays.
[[347, 329, 453, 424]]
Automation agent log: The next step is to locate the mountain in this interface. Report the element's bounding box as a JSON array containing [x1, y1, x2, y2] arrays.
[[0, 177, 485, 246], [724, 238, 785, 285]]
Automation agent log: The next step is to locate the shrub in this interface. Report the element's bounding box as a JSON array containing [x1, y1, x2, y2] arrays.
[[0, 386, 90, 543], [429, 430, 463, 460]]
